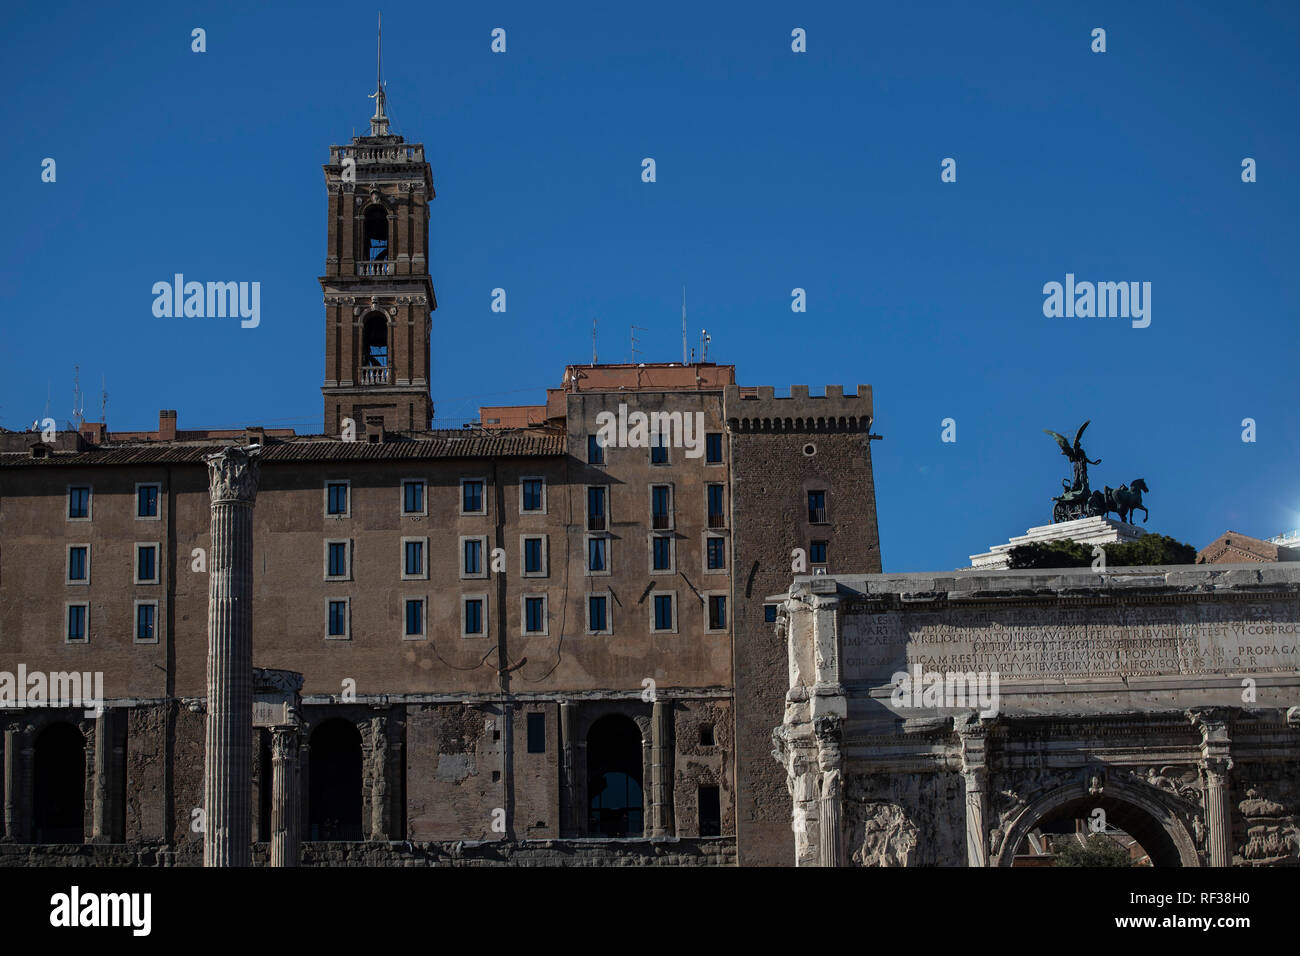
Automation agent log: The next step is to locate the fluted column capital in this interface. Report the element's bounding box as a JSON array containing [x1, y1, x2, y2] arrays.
[[205, 445, 261, 505]]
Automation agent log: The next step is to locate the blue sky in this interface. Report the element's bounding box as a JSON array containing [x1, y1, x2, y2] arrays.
[[2, 0, 1297, 571]]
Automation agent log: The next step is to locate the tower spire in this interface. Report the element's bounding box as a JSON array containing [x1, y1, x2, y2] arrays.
[[368, 12, 391, 136]]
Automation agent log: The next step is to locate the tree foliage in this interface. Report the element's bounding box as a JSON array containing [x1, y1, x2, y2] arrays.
[[1007, 534, 1196, 570], [1053, 833, 1132, 867]]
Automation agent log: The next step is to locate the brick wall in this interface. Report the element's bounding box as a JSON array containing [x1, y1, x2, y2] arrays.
[[726, 385, 881, 865]]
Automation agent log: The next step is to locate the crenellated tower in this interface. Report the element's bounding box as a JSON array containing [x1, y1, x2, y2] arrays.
[[320, 38, 436, 438]]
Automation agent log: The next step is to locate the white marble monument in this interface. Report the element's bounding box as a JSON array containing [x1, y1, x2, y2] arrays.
[[968, 515, 1145, 570]]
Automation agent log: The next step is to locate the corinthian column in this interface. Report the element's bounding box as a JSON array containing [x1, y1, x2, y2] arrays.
[[203, 446, 260, 867], [270, 726, 300, 867], [814, 715, 844, 867], [958, 719, 990, 867], [1188, 708, 1234, 868]]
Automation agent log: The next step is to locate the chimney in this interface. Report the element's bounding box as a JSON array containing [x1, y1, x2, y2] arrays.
[[79, 422, 106, 445], [159, 409, 177, 442]]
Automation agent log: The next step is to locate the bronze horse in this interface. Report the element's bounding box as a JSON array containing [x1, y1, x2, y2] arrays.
[[1093, 479, 1149, 524]]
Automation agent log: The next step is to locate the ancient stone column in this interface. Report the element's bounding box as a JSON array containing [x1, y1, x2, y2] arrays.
[[959, 720, 989, 867], [270, 726, 300, 867], [559, 702, 577, 836], [298, 739, 311, 841], [369, 716, 389, 841], [650, 699, 674, 837], [92, 708, 124, 843], [1189, 708, 1234, 867], [3, 722, 33, 842], [1203, 762, 1232, 867], [202, 446, 260, 867], [814, 715, 844, 867], [79, 719, 95, 843]]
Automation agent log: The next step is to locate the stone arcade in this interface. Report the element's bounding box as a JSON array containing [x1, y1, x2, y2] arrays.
[[773, 566, 1300, 866]]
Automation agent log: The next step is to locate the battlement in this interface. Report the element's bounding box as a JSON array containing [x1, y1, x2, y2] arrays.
[[723, 384, 872, 433]]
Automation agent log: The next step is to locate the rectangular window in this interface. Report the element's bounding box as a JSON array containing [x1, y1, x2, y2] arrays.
[[705, 432, 723, 464], [67, 603, 88, 643], [464, 597, 484, 636], [137, 484, 159, 518], [708, 594, 727, 630], [527, 713, 546, 754], [405, 598, 425, 638], [653, 594, 674, 632], [652, 536, 672, 572], [764, 604, 778, 623], [810, 540, 828, 565], [523, 537, 544, 575], [67, 546, 88, 583], [68, 486, 90, 520], [136, 544, 158, 584], [327, 541, 350, 579], [587, 536, 607, 573], [588, 595, 608, 633], [404, 539, 425, 577], [651, 485, 672, 530], [808, 490, 827, 524], [328, 600, 349, 638], [521, 478, 545, 513], [587, 434, 604, 465], [463, 537, 483, 576], [326, 481, 349, 516], [587, 486, 606, 531], [461, 479, 485, 514], [699, 786, 722, 837], [707, 484, 726, 528], [524, 596, 546, 634], [706, 537, 726, 570], [402, 480, 425, 515], [135, 602, 157, 642], [650, 434, 668, 465]]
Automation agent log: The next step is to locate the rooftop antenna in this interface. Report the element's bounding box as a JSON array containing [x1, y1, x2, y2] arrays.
[[681, 286, 687, 365], [44, 382, 51, 422], [100, 374, 108, 428], [72, 365, 84, 428], [368, 13, 391, 136], [592, 317, 599, 365], [631, 325, 649, 363], [701, 329, 711, 364]]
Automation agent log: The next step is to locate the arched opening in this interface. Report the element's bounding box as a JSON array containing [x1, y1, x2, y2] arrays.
[[362, 206, 388, 261], [361, 313, 388, 368], [308, 719, 364, 841], [34, 722, 85, 843], [586, 715, 643, 837], [1001, 784, 1197, 868]]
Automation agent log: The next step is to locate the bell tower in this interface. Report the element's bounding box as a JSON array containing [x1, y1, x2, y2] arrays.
[[321, 25, 436, 438]]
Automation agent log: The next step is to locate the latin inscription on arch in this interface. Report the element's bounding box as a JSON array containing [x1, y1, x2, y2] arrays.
[[840, 599, 1300, 683]]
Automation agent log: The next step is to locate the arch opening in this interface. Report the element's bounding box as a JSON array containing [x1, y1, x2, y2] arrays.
[[1005, 789, 1192, 868], [34, 722, 85, 843], [363, 206, 388, 261], [308, 719, 364, 841], [362, 313, 388, 368], [586, 715, 643, 837]]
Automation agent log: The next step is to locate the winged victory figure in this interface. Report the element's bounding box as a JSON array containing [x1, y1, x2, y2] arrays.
[[1044, 420, 1102, 495]]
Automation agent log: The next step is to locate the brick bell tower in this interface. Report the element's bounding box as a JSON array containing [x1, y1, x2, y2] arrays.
[[321, 28, 436, 439]]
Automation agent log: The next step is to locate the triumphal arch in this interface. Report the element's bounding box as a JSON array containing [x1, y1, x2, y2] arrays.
[[771, 565, 1300, 866]]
